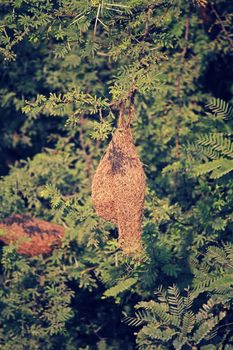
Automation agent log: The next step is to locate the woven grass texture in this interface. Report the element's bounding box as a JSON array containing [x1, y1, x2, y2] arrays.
[[92, 125, 146, 254], [0, 214, 64, 256]]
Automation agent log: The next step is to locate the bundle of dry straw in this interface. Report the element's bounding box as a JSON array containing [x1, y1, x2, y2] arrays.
[[0, 214, 64, 256], [92, 111, 146, 254]]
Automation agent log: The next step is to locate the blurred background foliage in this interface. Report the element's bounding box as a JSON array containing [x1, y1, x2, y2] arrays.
[[0, 0, 233, 349]]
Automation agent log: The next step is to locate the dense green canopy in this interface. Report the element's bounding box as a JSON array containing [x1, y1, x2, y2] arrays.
[[0, 1, 232, 349]]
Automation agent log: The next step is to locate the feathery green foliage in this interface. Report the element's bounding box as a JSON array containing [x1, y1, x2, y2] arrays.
[[129, 245, 233, 349], [0, 0, 232, 348], [191, 100, 233, 178]]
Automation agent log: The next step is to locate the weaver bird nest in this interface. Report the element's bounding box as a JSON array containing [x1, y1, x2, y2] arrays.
[[0, 214, 64, 256], [92, 116, 146, 254]]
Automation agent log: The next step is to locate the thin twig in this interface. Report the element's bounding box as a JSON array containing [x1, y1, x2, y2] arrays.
[[211, 2, 233, 47], [80, 266, 98, 275], [143, 7, 153, 38], [214, 321, 233, 332], [175, 16, 190, 160], [126, 91, 136, 127], [93, 4, 101, 42], [182, 16, 190, 64], [79, 114, 94, 179]]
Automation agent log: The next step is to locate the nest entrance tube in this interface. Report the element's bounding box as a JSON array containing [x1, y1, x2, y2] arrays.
[[92, 113, 146, 254]]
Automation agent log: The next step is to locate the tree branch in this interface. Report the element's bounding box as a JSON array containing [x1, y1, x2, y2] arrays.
[[211, 2, 233, 47]]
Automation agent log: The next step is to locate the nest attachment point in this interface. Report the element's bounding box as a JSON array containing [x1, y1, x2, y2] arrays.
[[92, 125, 146, 254], [0, 214, 65, 256]]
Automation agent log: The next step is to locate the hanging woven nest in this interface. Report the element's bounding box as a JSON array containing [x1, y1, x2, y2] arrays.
[[0, 214, 64, 256], [92, 112, 146, 254]]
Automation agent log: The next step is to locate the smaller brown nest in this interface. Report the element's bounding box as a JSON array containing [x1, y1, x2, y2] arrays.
[[0, 214, 64, 256]]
